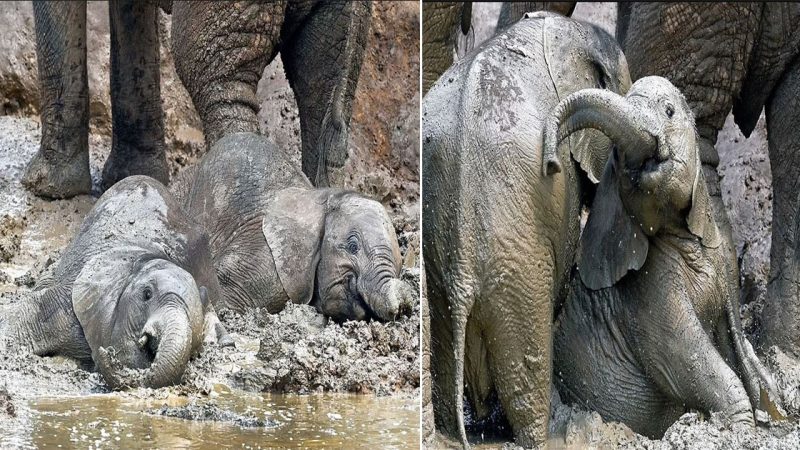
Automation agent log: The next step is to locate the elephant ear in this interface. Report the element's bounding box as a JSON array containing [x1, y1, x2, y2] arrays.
[[687, 154, 722, 248], [262, 188, 328, 304], [72, 247, 147, 357], [542, 15, 609, 184], [579, 152, 649, 289]]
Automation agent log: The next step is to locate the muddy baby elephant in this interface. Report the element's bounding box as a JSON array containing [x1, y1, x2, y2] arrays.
[[423, 12, 630, 448], [3, 177, 225, 389], [173, 132, 414, 321], [544, 77, 781, 437]]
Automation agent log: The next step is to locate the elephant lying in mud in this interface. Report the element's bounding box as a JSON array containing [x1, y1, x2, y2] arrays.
[[423, 13, 630, 447], [544, 77, 781, 437], [25, 0, 369, 199], [3, 177, 225, 389], [172, 132, 414, 322]]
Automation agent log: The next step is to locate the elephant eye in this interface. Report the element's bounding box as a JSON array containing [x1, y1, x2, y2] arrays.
[[347, 240, 359, 255], [665, 103, 674, 118], [142, 286, 153, 301]]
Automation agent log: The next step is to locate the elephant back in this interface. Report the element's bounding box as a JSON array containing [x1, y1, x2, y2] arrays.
[[179, 132, 311, 255], [55, 176, 220, 304]]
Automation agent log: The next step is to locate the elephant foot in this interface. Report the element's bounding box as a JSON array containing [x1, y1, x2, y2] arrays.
[[22, 149, 91, 199], [514, 419, 546, 449], [101, 141, 169, 191]]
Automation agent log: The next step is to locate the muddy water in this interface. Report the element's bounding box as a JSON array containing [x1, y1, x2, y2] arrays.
[[2, 391, 419, 449]]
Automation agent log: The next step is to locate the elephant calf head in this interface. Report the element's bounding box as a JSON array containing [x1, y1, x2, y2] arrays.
[[72, 249, 208, 389], [543, 76, 720, 288], [262, 188, 414, 322]]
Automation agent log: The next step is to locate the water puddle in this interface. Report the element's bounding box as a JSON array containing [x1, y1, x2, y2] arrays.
[[1, 391, 419, 449]]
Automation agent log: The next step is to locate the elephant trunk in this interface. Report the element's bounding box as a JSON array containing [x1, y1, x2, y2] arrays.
[[140, 306, 193, 388], [361, 274, 415, 321], [96, 304, 193, 390], [542, 88, 657, 176]]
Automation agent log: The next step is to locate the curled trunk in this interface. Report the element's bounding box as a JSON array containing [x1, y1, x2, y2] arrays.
[[96, 308, 193, 390], [542, 88, 657, 176]]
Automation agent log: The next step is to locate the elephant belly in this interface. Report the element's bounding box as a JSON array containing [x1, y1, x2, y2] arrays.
[[554, 286, 683, 438]]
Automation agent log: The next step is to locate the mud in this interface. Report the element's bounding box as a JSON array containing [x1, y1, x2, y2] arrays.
[[149, 400, 277, 429]]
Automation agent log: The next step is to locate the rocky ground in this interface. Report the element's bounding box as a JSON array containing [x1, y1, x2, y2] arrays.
[[0, 0, 420, 438], [425, 3, 800, 449]]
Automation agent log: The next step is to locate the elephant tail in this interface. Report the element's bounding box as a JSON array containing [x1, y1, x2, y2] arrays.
[[451, 298, 473, 449]]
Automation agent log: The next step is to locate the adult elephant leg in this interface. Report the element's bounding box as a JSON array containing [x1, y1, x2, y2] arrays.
[[761, 61, 800, 358], [23, 1, 91, 199], [171, 1, 286, 148], [102, 0, 168, 191], [422, 2, 467, 95], [480, 258, 552, 448], [281, 1, 370, 187], [495, 2, 575, 33]]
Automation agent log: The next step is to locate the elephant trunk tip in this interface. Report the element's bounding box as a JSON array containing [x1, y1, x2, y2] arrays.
[[545, 158, 563, 176]]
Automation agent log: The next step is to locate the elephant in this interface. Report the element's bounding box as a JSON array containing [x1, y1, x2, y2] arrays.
[[2, 176, 226, 389], [543, 76, 780, 437], [423, 13, 630, 447], [421, 2, 575, 95], [171, 132, 415, 321], [171, 0, 371, 188], [616, 3, 800, 360], [23, 0, 370, 199]]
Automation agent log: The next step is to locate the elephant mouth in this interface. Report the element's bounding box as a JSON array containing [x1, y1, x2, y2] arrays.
[[137, 331, 159, 366]]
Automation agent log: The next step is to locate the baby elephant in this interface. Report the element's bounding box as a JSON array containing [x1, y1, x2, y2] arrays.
[[173, 132, 414, 321], [3, 177, 225, 390], [543, 76, 780, 437]]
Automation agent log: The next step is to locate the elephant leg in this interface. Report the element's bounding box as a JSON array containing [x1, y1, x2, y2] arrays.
[[171, 1, 286, 148], [480, 264, 552, 448], [23, 1, 91, 199], [496, 2, 576, 33], [761, 60, 800, 359], [281, 1, 371, 187], [421, 2, 465, 95], [630, 292, 753, 427], [102, 0, 168, 191]]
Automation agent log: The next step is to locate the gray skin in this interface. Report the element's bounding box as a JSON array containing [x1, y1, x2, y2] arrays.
[[24, 1, 370, 199], [423, 14, 630, 448], [422, 2, 574, 95], [617, 3, 800, 359], [544, 77, 780, 438], [24, 0, 168, 198], [2, 176, 225, 389], [171, 1, 371, 188], [171, 132, 414, 321]]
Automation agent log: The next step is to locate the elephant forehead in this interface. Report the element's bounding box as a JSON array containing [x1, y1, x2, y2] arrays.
[[72, 247, 147, 351]]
